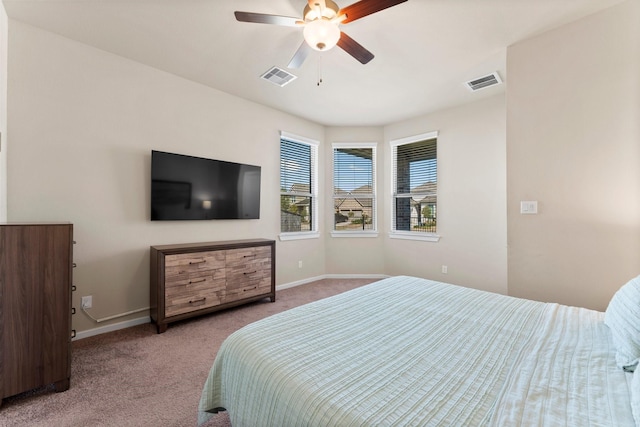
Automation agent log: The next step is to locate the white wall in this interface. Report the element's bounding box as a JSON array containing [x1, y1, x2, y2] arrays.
[[7, 21, 324, 334], [323, 126, 386, 275], [0, 4, 7, 221], [383, 95, 508, 295], [506, 0, 640, 310]]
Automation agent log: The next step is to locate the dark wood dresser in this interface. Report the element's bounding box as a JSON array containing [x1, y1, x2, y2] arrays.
[[150, 239, 275, 333], [0, 223, 74, 406]]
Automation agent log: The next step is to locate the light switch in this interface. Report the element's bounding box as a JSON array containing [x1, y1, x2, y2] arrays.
[[520, 201, 538, 214]]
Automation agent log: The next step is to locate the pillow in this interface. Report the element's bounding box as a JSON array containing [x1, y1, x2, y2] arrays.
[[605, 275, 640, 371], [632, 371, 640, 427]]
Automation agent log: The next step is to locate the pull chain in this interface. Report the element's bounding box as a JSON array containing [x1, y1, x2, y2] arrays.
[[317, 54, 323, 86]]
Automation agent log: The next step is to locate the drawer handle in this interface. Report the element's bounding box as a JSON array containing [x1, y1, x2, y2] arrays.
[[243, 271, 257, 275], [189, 278, 206, 284], [71, 307, 76, 315], [71, 285, 77, 292], [189, 297, 206, 304], [244, 286, 258, 292], [73, 263, 77, 268], [243, 254, 255, 258], [71, 329, 76, 339], [189, 259, 206, 265]]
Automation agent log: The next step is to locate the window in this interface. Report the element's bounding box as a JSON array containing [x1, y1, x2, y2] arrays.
[[332, 143, 377, 236], [280, 132, 318, 239], [391, 131, 439, 242]]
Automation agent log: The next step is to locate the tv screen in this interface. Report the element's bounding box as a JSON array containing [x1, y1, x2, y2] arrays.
[[151, 150, 261, 220]]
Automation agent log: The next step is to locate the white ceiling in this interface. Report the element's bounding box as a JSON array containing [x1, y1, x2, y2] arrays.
[[2, 0, 625, 126]]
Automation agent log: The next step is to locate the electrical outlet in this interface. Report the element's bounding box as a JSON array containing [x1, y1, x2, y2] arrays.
[[441, 265, 448, 274], [298, 260, 303, 269], [81, 295, 93, 309]]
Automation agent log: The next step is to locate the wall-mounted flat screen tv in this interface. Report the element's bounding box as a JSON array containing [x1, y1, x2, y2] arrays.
[[151, 150, 261, 221]]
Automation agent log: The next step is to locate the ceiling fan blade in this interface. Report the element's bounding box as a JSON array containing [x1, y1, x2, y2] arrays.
[[338, 0, 407, 24], [288, 42, 312, 69], [234, 11, 301, 27], [337, 31, 374, 64]]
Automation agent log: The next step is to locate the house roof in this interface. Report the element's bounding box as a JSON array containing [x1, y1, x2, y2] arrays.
[[335, 198, 372, 211], [287, 183, 309, 194], [412, 182, 436, 195], [334, 185, 373, 210]]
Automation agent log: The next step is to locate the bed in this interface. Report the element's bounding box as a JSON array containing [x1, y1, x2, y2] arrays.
[[198, 275, 640, 426]]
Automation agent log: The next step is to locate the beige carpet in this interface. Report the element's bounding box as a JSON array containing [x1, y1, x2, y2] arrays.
[[0, 278, 376, 427]]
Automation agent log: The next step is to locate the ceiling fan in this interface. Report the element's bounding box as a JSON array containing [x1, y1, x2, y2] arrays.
[[235, 0, 408, 68]]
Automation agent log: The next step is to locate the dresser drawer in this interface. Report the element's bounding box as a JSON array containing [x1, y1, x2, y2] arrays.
[[165, 283, 224, 317], [165, 251, 225, 276], [223, 278, 272, 303], [165, 265, 225, 288], [164, 254, 225, 317], [225, 246, 271, 289], [164, 272, 225, 296]]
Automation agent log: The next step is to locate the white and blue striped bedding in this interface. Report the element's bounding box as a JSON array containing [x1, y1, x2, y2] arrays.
[[198, 275, 634, 426]]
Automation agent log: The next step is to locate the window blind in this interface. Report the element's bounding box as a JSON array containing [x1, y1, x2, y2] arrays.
[[280, 137, 317, 233], [392, 138, 437, 233], [332, 145, 376, 232]]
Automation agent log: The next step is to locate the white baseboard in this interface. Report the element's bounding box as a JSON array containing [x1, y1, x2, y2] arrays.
[[276, 275, 327, 290], [276, 273, 389, 291], [323, 273, 390, 280], [73, 316, 150, 341], [74, 274, 389, 340]]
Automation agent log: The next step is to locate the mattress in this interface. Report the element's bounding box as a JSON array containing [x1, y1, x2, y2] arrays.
[[198, 275, 634, 426]]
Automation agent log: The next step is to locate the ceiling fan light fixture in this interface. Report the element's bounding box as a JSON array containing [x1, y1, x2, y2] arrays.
[[235, 0, 408, 66], [303, 19, 340, 51], [303, 0, 339, 21]]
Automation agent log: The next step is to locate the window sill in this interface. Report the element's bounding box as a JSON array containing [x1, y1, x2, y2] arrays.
[[331, 231, 379, 238], [389, 231, 440, 242], [279, 232, 320, 241]]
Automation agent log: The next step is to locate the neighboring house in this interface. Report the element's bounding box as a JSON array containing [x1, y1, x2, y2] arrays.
[[334, 185, 373, 221], [282, 183, 311, 232], [410, 182, 437, 229], [289, 183, 311, 219]]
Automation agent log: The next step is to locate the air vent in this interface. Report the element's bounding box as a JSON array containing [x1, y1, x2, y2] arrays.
[[261, 66, 297, 87], [465, 72, 502, 91]]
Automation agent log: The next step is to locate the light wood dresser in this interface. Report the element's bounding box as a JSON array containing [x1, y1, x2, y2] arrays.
[[150, 239, 275, 333]]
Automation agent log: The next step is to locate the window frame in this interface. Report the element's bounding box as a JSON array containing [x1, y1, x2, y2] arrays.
[[279, 131, 319, 241], [389, 131, 440, 242], [331, 142, 378, 238]]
